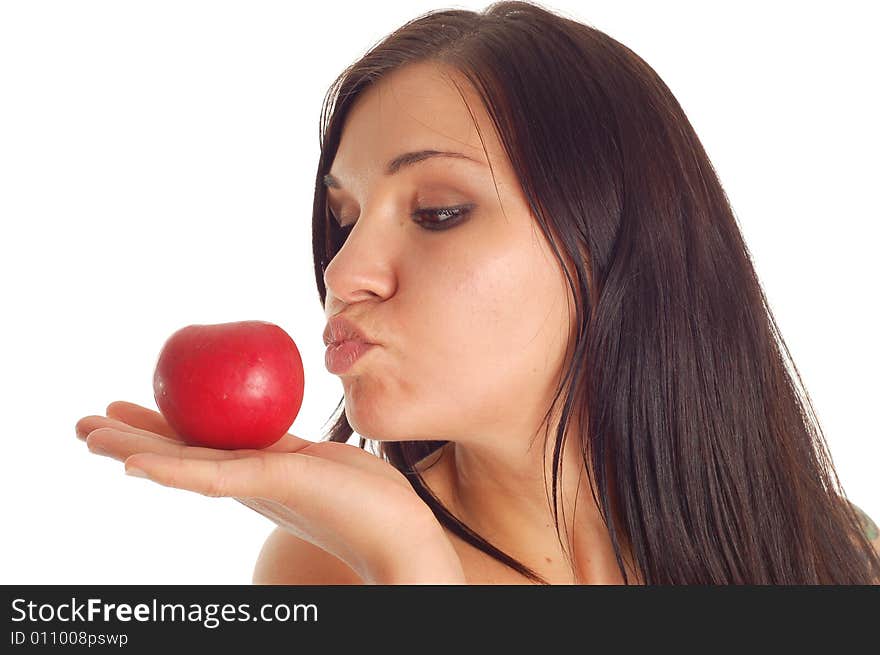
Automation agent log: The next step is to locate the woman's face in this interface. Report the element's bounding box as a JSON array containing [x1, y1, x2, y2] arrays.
[[323, 61, 577, 447]]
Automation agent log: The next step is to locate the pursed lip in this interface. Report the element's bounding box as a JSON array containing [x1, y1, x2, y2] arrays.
[[323, 314, 376, 347]]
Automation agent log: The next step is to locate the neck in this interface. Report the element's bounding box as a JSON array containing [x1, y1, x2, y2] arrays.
[[425, 427, 642, 584]]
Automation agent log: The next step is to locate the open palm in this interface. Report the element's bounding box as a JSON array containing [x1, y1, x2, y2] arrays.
[[75, 401, 451, 582]]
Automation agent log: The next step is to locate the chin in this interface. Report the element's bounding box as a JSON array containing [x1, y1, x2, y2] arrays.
[[346, 415, 428, 445], [343, 394, 444, 444]]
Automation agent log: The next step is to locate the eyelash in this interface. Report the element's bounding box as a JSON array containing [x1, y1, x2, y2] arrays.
[[334, 204, 474, 236], [413, 205, 474, 230]]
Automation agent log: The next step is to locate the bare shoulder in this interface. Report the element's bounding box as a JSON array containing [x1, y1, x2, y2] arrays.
[[252, 527, 364, 585], [848, 501, 880, 553]]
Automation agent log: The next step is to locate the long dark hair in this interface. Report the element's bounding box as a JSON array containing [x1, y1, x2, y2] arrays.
[[310, 0, 880, 584]]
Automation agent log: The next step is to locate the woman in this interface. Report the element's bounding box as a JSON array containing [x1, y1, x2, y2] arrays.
[[76, 1, 880, 584]]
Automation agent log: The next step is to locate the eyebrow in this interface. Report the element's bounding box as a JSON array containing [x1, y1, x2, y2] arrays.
[[322, 149, 486, 189]]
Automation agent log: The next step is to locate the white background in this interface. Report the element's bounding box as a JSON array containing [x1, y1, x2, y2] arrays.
[[0, 0, 876, 584]]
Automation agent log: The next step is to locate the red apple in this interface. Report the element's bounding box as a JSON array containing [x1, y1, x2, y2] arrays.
[[152, 320, 304, 450]]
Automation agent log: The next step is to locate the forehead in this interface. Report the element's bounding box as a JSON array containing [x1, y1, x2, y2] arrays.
[[329, 62, 502, 183]]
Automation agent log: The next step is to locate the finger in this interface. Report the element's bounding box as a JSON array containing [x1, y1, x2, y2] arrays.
[[105, 401, 180, 439], [104, 400, 314, 455], [124, 450, 380, 508], [76, 415, 180, 443], [86, 427, 251, 463], [124, 452, 284, 499]]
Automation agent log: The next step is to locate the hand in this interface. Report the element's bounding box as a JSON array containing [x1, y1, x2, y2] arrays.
[[75, 401, 465, 584]]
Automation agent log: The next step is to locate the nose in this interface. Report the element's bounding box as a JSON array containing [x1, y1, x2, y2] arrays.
[[322, 224, 396, 307], [324, 245, 395, 316]]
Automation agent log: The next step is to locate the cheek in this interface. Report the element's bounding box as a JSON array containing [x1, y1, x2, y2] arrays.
[[407, 231, 572, 427], [342, 226, 574, 443]]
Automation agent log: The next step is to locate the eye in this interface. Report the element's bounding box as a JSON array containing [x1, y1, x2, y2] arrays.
[[412, 204, 475, 231], [333, 204, 475, 236], [324, 204, 471, 271]]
